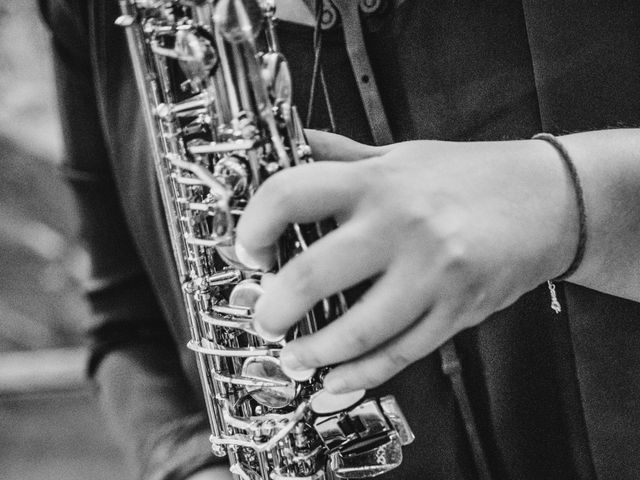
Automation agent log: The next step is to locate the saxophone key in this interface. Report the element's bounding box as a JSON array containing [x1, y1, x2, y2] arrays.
[[189, 138, 256, 154], [241, 356, 297, 408]]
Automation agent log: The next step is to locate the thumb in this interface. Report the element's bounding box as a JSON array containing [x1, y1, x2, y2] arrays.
[[304, 129, 390, 162]]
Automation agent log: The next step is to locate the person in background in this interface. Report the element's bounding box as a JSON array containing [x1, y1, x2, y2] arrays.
[[39, 0, 640, 479]]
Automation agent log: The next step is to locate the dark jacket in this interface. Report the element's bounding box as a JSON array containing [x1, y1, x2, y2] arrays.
[[40, 1, 640, 479]]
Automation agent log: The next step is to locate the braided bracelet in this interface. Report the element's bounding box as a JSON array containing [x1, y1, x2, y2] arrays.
[[532, 133, 587, 312]]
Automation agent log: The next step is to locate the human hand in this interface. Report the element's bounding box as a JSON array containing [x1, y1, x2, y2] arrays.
[[235, 130, 578, 393]]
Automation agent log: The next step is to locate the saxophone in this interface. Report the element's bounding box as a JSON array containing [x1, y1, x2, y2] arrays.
[[116, 1, 414, 478]]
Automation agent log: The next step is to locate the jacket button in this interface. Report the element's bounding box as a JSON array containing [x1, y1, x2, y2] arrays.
[[359, 0, 385, 14], [320, 0, 339, 30]]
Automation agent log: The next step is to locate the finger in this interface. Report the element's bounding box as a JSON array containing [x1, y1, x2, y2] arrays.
[[236, 161, 362, 268], [305, 129, 391, 162], [278, 258, 435, 374], [323, 304, 456, 393], [253, 219, 389, 339]]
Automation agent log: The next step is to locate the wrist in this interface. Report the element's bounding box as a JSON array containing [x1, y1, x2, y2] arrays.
[[553, 129, 640, 300], [531, 134, 587, 280], [517, 138, 580, 282]]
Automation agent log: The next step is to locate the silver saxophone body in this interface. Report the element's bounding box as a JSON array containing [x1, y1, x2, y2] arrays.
[[116, 1, 414, 478]]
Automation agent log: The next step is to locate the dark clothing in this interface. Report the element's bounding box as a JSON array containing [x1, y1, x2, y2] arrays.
[[40, 1, 640, 479]]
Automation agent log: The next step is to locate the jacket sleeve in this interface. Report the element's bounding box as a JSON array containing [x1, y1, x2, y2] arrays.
[[39, 1, 223, 478]]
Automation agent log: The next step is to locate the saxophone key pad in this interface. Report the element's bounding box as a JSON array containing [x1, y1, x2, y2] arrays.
[[242, 356, 297, 408]]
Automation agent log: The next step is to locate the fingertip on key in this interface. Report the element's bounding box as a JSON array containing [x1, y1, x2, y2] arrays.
[[323, 374, 350, 394], [235, 242, 266, 270], [252, 292, 282, 340], [253, 317, 285, 343], [280, 348, 316, 382]]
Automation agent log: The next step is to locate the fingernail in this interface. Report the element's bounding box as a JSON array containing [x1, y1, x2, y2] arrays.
[[324, 375, 348, 394], [253, 318, 285, 343], [280, 348, 305, 370], [235, 242, 264, 270], [280, 349, 316, 382]]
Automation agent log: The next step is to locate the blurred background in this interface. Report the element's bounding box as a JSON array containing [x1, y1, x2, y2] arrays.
[[0, 2, 128, 478]]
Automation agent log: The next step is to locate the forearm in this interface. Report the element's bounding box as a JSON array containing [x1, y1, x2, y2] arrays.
[[559, 129, 640, 301]]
